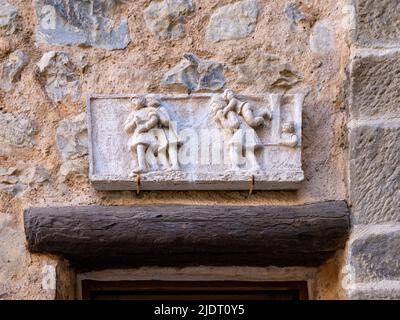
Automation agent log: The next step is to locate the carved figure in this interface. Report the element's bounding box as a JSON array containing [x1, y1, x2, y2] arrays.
[[222, 89, 272, 127], [211, 89, 272, 171], [280, 121, 298, 147], [147, 98, 180, 171], [210, 95, 240, 131], [124, 97, 179, 173]]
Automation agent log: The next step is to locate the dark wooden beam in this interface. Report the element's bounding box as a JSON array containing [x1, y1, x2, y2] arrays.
[[24, 201, 350, 271]]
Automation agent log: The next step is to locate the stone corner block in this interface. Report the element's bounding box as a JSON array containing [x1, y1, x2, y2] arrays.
[[347, 285, 400, 300], [349, 225, 400, 283], [356, 0, 400, 46], [349, 121, 400, 224], [350, 51, 400, 120]]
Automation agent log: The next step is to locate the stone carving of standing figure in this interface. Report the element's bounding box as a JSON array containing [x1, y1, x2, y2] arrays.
[[124, 97, 179, 173], [147, 98, 180, 171], [211, 89, 272, 171]]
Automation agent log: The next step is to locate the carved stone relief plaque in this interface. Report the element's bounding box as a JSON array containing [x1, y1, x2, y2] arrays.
[[87, 90, 304, 191]]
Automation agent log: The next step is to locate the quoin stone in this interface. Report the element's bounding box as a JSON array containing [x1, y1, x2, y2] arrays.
[[0, 0, 18, 35], [350, 51, 400, 120], [349, 122, 400, 224]]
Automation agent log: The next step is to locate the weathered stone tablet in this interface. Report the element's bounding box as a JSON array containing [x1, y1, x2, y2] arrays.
[[87, 90, 304, 191]]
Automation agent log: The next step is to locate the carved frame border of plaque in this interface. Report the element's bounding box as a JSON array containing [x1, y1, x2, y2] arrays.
[[87, 92, 304, 191]]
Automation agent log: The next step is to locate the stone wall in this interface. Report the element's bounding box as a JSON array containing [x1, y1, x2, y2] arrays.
[[0, 0, 354, 299], [345, 0, 400, 299]]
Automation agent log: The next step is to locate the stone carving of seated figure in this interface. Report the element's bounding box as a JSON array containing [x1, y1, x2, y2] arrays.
[[281, 121, 298, 148]]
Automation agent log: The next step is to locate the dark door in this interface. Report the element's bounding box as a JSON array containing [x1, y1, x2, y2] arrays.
[[82, 280, 308, 300]]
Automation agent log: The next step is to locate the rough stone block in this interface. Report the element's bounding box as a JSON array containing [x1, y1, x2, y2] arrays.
[[0, 112, 34, 155], [284, 3, 305, 25], [0, 50, 29, 91], [21, 165, 50, 186], [350, 226, 400, 283], [0, 0, 18, 35], [34, 0, 130, 50], [309, 20, 335, 54], [37, 51, 80, 103], [348, 284, 400, 300], [164, 53, 225, 92], [349, 122, 400, 224], [144, 0, 195, 40], [351, 51, 400, 119], [206, 0, 258, 42], [56, 113, 88, 160], [0, 215, 27, 285], [356, 0, 400, 45], [0, 167, 19, 194], [236, 51, 302, 91]]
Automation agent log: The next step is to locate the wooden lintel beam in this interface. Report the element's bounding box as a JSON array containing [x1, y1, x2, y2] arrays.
[[24, 201, 350, 271]]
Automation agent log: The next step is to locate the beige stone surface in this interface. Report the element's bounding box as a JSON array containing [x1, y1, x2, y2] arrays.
[[313, 251, 346, 300], [0, 0, 351, 299]]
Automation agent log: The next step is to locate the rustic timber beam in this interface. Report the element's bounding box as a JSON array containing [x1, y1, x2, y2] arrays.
[[24, 201, 350, 271]]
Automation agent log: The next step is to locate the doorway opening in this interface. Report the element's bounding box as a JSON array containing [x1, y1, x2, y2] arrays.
[[82, 280, 309, 300]]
